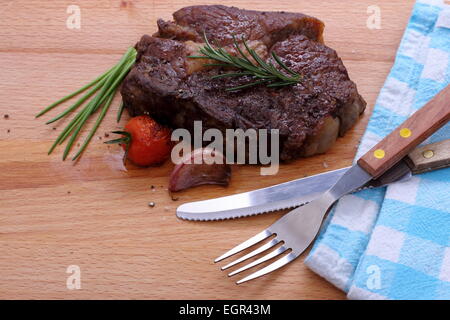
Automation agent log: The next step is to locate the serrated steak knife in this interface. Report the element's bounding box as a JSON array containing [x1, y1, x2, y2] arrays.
[[177, 85, 450, 222]]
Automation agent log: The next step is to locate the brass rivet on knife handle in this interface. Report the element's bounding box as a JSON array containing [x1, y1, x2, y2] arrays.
[[405, 139, 450, 175], [358, 84, 450, 178]]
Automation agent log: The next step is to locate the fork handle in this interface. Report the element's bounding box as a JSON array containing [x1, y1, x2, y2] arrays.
[[358, 84, 450, 178]]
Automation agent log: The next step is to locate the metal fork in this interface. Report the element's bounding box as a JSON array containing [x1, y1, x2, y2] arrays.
[[215, 165, 372, 284]]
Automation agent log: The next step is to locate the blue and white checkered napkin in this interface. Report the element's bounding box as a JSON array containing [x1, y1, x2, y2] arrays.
[[305, 0, 450, 300]]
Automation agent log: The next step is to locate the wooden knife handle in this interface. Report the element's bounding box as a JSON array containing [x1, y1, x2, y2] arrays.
[[358, 85, 450, 178], [406, 139, 450, 174]]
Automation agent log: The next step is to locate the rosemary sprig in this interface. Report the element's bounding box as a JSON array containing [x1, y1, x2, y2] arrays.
[[189, 33, 301, 91], [36, 47, 137, 161]]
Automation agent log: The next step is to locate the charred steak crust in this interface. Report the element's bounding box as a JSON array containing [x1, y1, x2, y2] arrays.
[[121, 5, 366, 161], [155, 5, 325, 46]]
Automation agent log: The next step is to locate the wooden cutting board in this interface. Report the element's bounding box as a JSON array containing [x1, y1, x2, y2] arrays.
[[0, 0, 415, 299]]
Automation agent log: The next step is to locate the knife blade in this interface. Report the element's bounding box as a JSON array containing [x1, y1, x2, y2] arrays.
[[176, 137, 450, 221]]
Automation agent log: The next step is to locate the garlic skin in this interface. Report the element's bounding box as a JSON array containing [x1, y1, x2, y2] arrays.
[[168, 148, 231, 192]]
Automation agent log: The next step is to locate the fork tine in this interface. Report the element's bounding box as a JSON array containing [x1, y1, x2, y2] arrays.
[[215, 230, 272, 263], [236, 252, 296, 284], [228, 245, 288, 277], [221, 238, 280, 271]]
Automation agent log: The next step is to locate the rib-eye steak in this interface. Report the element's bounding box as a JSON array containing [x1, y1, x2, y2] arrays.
[[121, 5, 366, 161]]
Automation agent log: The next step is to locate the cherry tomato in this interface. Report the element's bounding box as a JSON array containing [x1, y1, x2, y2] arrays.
[[120, 116, 173, 167]]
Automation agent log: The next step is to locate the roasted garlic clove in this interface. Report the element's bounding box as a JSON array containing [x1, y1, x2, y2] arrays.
[[169, 148, 231, 192]]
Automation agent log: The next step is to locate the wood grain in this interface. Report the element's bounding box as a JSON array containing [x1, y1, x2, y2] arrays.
[[407, 139, 450, 174], [0, 0, 415, 300], [358, 85, 450, 177]]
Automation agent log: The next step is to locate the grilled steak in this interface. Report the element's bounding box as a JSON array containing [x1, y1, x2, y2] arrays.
[[121, 5, 366, 161]]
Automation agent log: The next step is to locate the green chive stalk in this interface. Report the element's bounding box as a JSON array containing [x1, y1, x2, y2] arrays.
[[36, 47, 137, 161]]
